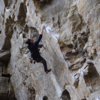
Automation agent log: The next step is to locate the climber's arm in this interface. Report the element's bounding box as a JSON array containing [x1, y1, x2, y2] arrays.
[[35, 26, 45, 45], [40, 25, 45, 35], [35, 34, 42, 45]]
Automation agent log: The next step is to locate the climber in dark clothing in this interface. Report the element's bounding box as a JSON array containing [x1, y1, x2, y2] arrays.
[[25, 26, 51, 74]]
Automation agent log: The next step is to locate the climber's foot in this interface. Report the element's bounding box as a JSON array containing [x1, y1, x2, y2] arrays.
[[46, 69, 51, 74]]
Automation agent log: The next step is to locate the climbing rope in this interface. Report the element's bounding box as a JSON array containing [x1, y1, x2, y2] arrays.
[[43, 29, 81, 100], [46, 33, 93, 99]]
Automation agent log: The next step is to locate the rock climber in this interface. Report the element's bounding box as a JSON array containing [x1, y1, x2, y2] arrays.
[[25, 26, 51, 74]]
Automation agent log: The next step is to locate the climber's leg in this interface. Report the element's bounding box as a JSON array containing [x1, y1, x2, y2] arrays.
[[37, 56, 51, 73], [39, 56, 48, 72]]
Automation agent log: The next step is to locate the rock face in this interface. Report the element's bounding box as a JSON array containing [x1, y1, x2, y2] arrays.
[[0, 0, 100, 100]]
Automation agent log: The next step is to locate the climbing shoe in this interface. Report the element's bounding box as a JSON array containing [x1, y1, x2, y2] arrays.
[[46, 69, 51, 74]]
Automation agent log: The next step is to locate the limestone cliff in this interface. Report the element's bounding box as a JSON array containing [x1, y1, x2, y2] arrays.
[[0, 0, 100, 100]]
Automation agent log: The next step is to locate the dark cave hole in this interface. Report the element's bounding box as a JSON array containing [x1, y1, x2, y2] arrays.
[[43, 96, 48, 100], [61, 89, 71, 100]]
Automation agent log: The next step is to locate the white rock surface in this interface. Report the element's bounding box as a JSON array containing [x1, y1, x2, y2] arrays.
[[0, 0, 100, 100]]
